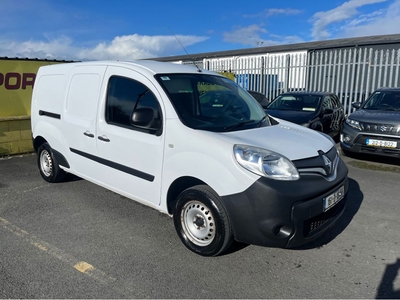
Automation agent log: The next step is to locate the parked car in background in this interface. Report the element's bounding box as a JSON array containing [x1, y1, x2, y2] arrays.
[[340, 87, 400, 157], [247, 90, 269, 108], [266, 91, 345, 139]]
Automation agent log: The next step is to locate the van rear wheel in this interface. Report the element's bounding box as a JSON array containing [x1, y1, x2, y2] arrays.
[[173, 185, 233, 256], [37, 143, 66, 183]]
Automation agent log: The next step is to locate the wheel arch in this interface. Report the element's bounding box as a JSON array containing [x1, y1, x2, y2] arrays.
[[166, 176, 207, 215], [33, 135, 48, 153], [33, 136, 70, 169]]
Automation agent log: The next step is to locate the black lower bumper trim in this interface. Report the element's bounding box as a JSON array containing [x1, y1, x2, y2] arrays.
[[221, 162, 349, 249]]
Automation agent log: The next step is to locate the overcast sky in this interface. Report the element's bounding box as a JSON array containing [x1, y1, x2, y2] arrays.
[[1, 0, 399, 61]]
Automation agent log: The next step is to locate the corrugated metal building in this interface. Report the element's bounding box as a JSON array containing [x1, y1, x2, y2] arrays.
[[153, 34, 400, 115]]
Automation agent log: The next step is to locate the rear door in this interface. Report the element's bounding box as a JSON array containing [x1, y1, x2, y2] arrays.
[[95, 66, 165, 206]]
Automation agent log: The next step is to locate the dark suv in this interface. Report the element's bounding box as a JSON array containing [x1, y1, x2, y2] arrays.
[[266, 91, 345, 139], [340, 88, 400, 157]]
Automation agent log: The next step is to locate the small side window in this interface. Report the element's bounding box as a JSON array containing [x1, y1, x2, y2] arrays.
[[105, 76, 162, 135], [330, 95, 340, 109], [322, 96, 333, 110]]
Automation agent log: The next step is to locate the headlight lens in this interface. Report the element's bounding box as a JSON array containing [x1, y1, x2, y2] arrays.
[[346, 118, 361, 130], [233, 145, 299, 181]]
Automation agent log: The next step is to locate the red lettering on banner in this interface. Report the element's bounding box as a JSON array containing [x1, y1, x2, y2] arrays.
[[5, 73, 21, 90], [22, 73, 36, 89], [0, 72, 37, 90]]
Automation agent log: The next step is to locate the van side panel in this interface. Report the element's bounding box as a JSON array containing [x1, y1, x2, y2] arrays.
[[66, 73, 102, 120], [62, 66, 107, 177], [34, 74, 65, 115], [31, 70, 69, 157], [160, 120, 259, 212]]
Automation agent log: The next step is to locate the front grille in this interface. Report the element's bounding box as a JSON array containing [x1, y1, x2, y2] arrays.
[[360, 122, 400, 136], [309, 219, 327, 232], [303, 198, 346, 236], [295, 146, 338, 179]]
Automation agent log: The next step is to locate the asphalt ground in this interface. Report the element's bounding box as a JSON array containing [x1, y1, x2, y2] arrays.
[[0, 149, 400, 298]]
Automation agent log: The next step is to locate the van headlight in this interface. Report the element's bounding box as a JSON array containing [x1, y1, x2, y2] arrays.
[[233, 145, 299, 181]]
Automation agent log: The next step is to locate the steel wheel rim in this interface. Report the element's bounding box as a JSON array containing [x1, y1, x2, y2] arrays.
[[40, 150, 53, 177], [181, 200, 216, 246]]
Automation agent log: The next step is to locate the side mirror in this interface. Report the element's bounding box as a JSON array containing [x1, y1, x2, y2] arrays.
[[324, 108, 333, 114], [131, 107, 155, 128], [352, 102, 362, 109]]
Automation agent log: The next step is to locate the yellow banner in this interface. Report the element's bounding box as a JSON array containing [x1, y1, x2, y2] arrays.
[[218, 71, 236, 81], [0, 60, 62, 117]]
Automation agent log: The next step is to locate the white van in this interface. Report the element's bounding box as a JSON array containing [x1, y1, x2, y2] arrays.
[[31, 60, 348, 256]]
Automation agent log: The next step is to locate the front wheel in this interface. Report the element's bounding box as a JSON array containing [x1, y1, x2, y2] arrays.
[[37, 143, 66, 183], [173, 185, 233, 256]]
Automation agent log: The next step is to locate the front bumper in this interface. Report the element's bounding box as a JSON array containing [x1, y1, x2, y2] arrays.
[[340, 123, 400, 157], [221, 158, 349, 248]]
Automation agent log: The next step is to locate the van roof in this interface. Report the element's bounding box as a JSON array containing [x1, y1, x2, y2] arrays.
[[39, 60, 216, 76]]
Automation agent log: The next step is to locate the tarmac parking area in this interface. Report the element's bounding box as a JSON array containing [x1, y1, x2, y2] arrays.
[[0, 152, 399, 298]]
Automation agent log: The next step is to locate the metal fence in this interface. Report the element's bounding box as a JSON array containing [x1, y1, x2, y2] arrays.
[[203, 48, 400, 115]]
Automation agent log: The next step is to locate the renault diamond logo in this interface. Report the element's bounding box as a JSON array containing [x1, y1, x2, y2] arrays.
[[322, 154, 333, 175]]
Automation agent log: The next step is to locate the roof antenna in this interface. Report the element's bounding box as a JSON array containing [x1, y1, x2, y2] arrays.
[[168, 27, 202, 72]]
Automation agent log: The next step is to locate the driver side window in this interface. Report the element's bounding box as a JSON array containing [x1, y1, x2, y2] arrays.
[[106, 76, 162, 135]]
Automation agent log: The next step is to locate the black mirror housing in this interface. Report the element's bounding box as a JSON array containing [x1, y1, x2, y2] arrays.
[[131, 107, 155, 128]]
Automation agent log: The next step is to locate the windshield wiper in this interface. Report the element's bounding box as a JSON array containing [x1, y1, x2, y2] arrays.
[[223, 120, 256, 131]]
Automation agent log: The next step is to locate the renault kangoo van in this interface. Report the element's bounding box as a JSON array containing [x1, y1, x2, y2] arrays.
[[31, 60, 348, 256]]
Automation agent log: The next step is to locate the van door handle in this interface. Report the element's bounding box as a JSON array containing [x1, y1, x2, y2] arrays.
[[98, 135, 110, 142], [83, 131, 94, 138]]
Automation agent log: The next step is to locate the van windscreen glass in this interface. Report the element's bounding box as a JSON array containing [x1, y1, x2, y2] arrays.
[[155, 73, 269, 132]]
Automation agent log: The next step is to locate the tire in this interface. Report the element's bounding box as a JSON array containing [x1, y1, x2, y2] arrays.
[[173, 185, 233, 256], [37, 143, 66, 183]]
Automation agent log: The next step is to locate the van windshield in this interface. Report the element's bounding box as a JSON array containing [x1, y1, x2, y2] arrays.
[[155, 73, 269, 132]]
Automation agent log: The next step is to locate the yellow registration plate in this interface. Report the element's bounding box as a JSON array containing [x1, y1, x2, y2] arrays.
[[366, 139, 397, 148]]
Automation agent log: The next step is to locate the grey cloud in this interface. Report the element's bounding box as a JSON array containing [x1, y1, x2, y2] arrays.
[[223, 25, 303, 47]]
